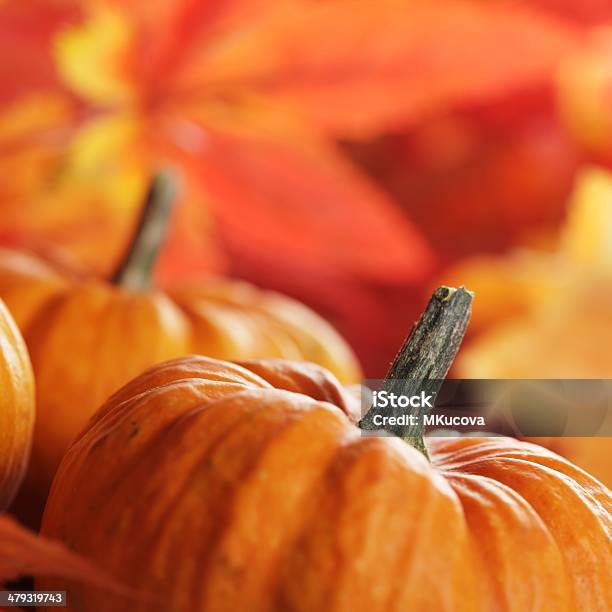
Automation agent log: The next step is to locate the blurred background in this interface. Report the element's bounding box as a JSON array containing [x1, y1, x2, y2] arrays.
[[1, 1, 611, 383]]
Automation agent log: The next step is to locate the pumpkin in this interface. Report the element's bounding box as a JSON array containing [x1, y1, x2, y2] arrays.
[[0, 298, 34, 511], [0, 177, 359, 499], [40, 289, 611, 611]]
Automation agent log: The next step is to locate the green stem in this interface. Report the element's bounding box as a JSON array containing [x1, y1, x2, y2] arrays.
[[359, 286, 473, 459], [112, 173, 176, 290]]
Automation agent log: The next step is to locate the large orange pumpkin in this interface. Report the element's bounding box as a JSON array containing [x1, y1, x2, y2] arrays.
[[0, 178, 359, 499], [41, 290, 611, 611], [0, 299, 34, 511]]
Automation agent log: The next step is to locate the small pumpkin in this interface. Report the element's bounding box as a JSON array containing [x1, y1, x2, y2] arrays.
[[40, 289, 611, 611], [0, 177, 359, 498], [0, 298, 34, 511]]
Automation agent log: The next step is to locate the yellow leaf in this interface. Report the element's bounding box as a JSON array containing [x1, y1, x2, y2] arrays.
[[55, 5, 134, 106], [562, 167, 612, 272]]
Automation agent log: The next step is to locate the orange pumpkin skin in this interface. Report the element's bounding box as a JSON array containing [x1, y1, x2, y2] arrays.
[[41, 357, 611, 612], [523, 437, 612, 488], [168, 280, 359, 378], [0, 298, 35, 510], [0, 249, 360, 496]]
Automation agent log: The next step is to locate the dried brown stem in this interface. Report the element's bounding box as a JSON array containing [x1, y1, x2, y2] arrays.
[[360, 286, 473, 458]]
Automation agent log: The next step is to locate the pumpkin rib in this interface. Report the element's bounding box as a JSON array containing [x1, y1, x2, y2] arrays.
[[384, 451, 475, 612], [105, 396, 265, 603], [445, 446, 612, 524], [518, 455, 612, 521], [446, 450, 612, 523], [20, 284, 195, 499], [87, 290, 133, 415], [138, 396, 286, 597], [450, 455, 611, 610], [249, 311, 302, 359], [136, 394, 319, 607], [95, 290, 189, 397], [445, 471, 573, 611], [274, 435, 417, 611], [388, 478, 475, 611], [257, 293, 360, 381], [437, 445, 612, 526], [430, 436, 609, 494], [266, 435, 377, 611], [92, 356, 276, 427], [192, 396, 359, 611], [428, 436, 523, 464], [237, 359, 360, 420]]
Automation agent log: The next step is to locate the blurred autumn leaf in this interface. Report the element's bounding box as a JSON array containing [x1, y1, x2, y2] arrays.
[[345, 3, 612, 269], [557, 26, 612, 156], [348, 89, 584, 266], [442, 166, 612, 377], [439, 167, 612, 485], [0, 0, 578, 285]]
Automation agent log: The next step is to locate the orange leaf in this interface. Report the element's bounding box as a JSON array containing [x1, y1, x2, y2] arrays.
[[54, 0, 582, 143], [440, 166, 612, 378], [219, 0, 581, 139], [0, 514, 118, 589]]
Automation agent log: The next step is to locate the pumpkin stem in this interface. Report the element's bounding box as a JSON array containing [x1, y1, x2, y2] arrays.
[[359, 286, 473, 459], [112, 173, 176, 290]]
